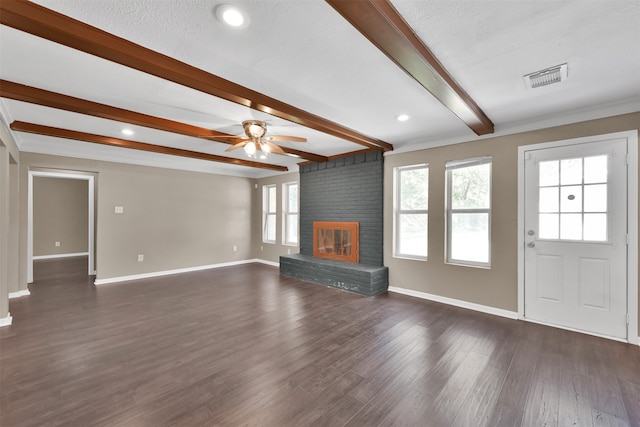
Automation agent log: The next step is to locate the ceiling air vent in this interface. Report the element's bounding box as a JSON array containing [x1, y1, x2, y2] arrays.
[[524, 63, 568, 89]]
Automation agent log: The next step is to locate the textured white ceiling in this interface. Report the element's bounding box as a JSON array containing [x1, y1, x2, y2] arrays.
[[1, 0, 638, 178]]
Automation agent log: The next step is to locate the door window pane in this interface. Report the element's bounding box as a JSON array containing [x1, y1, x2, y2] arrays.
[[584, 155, 607, 184], [539, 160, 559, 186], [560, 213, 582, 240], [584, 214, 607, 241], [561, 158, 582, 185], [560, 186, 582, 213], [539, 214, 559, 239], [539, 187, 559, 212], [584, 184, 607, 212]]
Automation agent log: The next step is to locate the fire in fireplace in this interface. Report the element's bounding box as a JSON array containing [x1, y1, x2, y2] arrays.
[[313, 221, 359, 263]]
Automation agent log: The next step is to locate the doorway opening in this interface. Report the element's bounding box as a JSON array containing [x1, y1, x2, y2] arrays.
[[28, 170, 96, 283]]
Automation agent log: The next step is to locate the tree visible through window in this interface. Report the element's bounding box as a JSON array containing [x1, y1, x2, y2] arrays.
[[446, 157, 492, 266], [394, 164, 428, 259]]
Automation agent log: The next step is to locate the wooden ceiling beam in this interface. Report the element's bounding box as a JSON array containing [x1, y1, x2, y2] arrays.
[[326, 0, 494, 136], [0, 80, 328, 163], [10, 121, 288, 172], [0, 0, 392, 152]]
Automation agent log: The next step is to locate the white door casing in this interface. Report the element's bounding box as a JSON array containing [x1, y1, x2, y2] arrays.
[[28, 170, 95, 282], [518, 131, 638, 344]]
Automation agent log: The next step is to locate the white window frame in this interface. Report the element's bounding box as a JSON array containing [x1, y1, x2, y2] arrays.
[[263, 184, 276, 244], [394, 164, 429, 260], [445, 156, 492, 268], [282, 181, 298, 246]]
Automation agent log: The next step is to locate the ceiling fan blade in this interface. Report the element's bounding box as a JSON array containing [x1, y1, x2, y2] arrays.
[[225, 141, 248, 152], [264, 141, 285, 154], [207, 135, 246, 139], [264, 135, 307, 143]]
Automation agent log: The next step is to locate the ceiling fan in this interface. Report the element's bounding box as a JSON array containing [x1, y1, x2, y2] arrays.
[[218, 120, 307, 159]]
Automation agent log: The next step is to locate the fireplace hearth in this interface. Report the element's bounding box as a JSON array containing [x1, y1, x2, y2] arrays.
[[282, 220, 387, 296]]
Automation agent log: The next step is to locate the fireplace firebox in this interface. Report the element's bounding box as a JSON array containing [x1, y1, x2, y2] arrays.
[[313, 221, 359, 263]]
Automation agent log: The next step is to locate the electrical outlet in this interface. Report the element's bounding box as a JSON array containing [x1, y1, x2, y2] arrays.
[[55, 241, 61, 247], [233, 245, 237, 252], [115, 206, 124, 214], [287, 248, 291, 254], [137, 254, 144, 262], [260, 246, 263, 251]]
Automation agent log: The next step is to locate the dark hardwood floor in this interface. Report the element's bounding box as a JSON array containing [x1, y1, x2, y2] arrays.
[[1, 257, 638, 427]]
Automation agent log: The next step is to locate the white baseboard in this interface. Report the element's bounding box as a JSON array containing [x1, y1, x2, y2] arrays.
[[388, 286, 518, 320], [254, 258, 280, 267], [9, 290, 30, 299], [0, 313, 12, 327], [33, 252, 89, 260], [94, 259, 274, 286]]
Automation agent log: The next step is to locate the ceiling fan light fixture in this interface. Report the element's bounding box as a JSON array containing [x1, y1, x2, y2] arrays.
[[261, 142, 271, 155], [215, 4, 249, 29], [244, 141, 256, 156], [248, 123, 266, 138]]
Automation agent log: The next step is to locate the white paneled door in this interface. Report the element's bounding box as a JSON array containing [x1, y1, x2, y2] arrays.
[[524, 137, 628, 340]]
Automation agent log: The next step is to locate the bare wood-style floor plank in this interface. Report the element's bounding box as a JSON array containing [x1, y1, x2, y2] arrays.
[[1, 256, 638, 426]]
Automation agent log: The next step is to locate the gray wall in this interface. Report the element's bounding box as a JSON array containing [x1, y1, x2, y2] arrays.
[[0, 120, 20, 320], [33, 177, 88, 256], [299, 151, 384, 266], [384, 112, 640, 316], [19, 153, 254, 282]]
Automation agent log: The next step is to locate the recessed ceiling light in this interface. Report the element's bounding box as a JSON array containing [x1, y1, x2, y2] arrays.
[[215, 4, 249, 28], [121, 129, 134, 136], [396, 114, 410, 122]]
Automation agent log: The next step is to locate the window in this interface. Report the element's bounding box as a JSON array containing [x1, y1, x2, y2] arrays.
[[283, 182, 298, 245], [446, 157, 491, 267], [538, 155, 608, 241], [394, 164, 428, 259], [263, 184, 276, 243]]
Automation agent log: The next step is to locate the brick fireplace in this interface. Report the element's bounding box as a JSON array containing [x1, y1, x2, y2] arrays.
[[279, 152, 389, 296]]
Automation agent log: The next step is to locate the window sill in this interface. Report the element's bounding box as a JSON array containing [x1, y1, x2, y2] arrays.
[[393, 254, 428, 262], [445, 261, 491, 269]]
